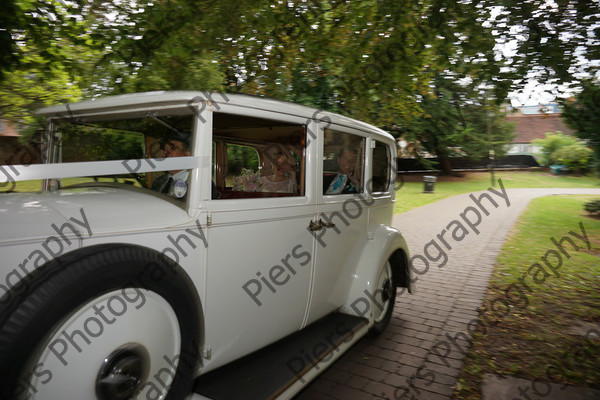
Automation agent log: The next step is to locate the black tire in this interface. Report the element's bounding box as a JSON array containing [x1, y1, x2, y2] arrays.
[[367, 261, 396, 337], [0, 243, 202, 400]]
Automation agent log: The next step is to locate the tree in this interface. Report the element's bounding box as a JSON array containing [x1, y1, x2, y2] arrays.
[[0, 0, 94, 82], [0, 42, 84, 141], [401, 74, 514, 174], [287, 66, 341, 113], [45, 0, 598, 108], [2, 0, 515, 174], [560, 80, 600, 159], [0, 0, 104, 140], [4, 0, 599, 160], [482, 0, 600, 100], [92, 0, 501, 126]]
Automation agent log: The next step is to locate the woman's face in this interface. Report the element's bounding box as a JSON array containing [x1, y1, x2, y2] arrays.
[[273, 155, 291, 177]]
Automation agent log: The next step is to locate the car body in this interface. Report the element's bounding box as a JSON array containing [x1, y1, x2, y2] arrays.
[[0, 91, 412, 400]]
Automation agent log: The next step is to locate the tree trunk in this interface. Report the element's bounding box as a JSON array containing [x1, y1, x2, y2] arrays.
[[439, 155, 453, 175]]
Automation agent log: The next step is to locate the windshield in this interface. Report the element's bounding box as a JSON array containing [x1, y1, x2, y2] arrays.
[[5, 112, 195, 195]]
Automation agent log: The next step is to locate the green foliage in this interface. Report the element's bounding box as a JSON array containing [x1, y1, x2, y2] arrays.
[[532, 132, 579, 167], [0, 0, 93, 80], [584, 199, 600, 215], [450, 106, 515, 161], [488, 0, 600, 92], [59, 125, 145, 163], [456, 195, 600, 400], [226, 144, 259, 176], [401, 75, 514, 173], [560, 80, 600, 159], [394, 171, 600, 214], [0, 44, 84, 142], [550, 144, 594, 173], [124, 53, 224, 93], [288, 66, 341, 113], [0, 0, 104, 140], [2, 0, 599, 160]]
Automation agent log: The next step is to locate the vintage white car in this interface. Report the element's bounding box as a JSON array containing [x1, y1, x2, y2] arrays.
[[0, 91, 412, 400]]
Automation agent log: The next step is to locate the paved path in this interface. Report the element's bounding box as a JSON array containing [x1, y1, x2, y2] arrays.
[[297, 187, 600, 400]]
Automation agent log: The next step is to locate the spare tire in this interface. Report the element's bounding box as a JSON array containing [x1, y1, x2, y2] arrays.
[[0, 244, 202, 400]]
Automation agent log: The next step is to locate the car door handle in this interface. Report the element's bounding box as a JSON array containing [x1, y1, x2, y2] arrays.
[[309, 220, 322, 231], [320, 219, 335, 228]]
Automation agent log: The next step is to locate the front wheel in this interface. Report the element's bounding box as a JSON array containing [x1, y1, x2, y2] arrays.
[[368, 261, 396, 337], [0, 244, 202, 400]]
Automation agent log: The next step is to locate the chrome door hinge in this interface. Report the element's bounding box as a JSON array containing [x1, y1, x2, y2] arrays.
[[206, 213, 212, 227], [202, 346, 212, 360]]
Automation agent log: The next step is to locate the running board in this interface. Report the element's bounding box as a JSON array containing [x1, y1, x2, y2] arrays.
[[191, 313, 368, 400]]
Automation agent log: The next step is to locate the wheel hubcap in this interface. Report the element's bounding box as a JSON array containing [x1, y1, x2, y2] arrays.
[[24, 289, 180, 400], [381, 278, 392, 303], [96, 343, 150, 400], [373, 263, 394, 324]]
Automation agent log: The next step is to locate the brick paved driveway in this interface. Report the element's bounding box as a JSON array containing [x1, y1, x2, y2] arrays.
[[297, 187, 600, 400]]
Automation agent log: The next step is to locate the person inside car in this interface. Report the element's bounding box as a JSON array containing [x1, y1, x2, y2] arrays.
[[151, 136, 191, 198], [258, 153, 297, 193], [325, 146, 361, 194]]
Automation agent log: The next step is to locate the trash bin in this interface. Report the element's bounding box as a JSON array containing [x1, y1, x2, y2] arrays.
[[550, 165, 569, 175], [423, 175, 437, 193]]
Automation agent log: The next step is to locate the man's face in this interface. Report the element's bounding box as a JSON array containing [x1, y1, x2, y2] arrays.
[[338, 149, 357, 175], [164, 140, 190, 158]]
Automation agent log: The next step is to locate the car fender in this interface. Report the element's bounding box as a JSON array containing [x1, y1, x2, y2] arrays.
[[340, 224, 412, 326]]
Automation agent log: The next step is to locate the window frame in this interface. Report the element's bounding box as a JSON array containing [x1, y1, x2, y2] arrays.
[[370, 139, 393, 197], [208, 108, 311, 202], [320, 125, 369, 200]]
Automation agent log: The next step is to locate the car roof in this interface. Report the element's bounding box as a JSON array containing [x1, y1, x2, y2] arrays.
[[37, 91, 394, 141]]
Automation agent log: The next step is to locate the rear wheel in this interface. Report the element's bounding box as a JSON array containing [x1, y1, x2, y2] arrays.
[[368, 261, 396, 337], [0, 244, 201, 400]]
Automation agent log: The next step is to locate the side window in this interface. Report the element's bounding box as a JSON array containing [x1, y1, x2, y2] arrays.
[[51, 113, 195, 202], [212, 113, 305, 199], [323, 129, 365, 195], [372, 141, 391, 194], [226, 144, 260, 190]]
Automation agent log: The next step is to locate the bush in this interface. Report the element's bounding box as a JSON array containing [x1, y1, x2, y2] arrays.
[[532, 132, 579, 167], [584, 199, 600, 215], [550, 144, 594, 173]]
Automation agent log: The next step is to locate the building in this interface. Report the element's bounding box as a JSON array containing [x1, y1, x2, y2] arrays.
[[0, 119, 23, 164], [506, 104, 574, 155], [0, 120, 41, 165]]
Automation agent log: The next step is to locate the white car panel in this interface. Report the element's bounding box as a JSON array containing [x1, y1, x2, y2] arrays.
[[1, 91, 411, 400]]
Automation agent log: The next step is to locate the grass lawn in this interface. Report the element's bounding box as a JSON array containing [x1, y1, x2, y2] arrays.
[[454, 195, 600, 399], [394, 170, 600, 214]]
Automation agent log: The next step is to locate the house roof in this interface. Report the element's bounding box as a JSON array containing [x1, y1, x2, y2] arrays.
[[506, 113, 574, 144]]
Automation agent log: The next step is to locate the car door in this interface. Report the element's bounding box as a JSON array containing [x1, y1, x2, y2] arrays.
[[201, 108, 317, 370], [303, 126, 371, 325]]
